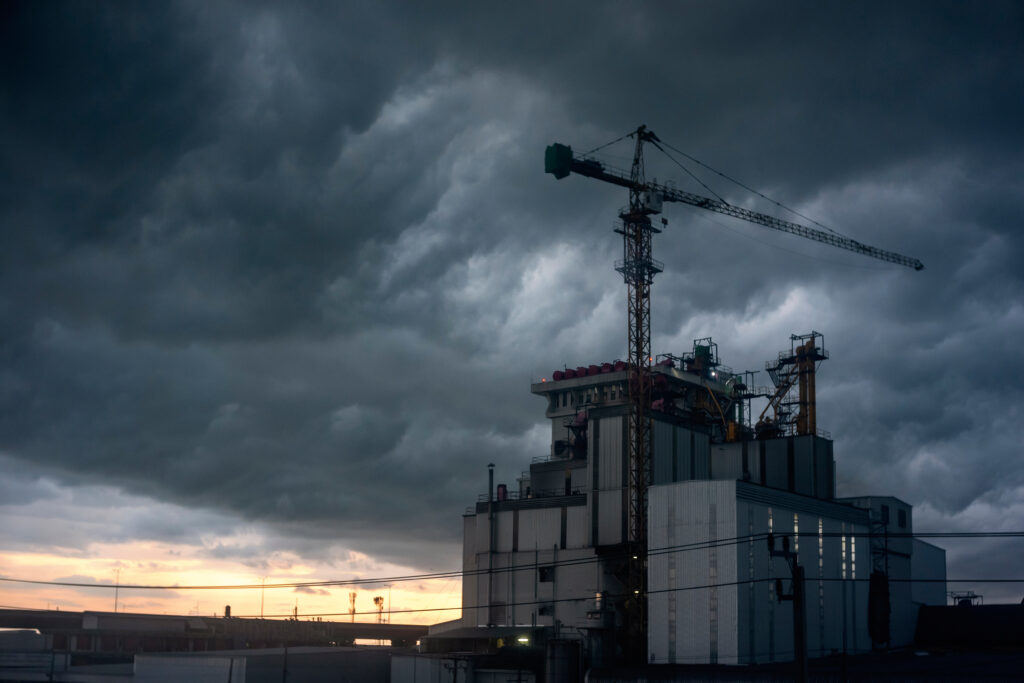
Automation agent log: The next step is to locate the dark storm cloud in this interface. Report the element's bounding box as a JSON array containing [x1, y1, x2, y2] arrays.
[[2, 0, 1023, 592]]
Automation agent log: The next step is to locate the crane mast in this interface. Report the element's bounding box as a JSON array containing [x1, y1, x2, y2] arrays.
[[545, 125, 923, 664], [615, 127, 661, 660]]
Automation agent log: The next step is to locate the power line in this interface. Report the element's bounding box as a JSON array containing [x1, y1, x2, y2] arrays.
[[3, 571, 1023, 622], [213, 576, 1024, 620], [2, 531, 1020, 592]]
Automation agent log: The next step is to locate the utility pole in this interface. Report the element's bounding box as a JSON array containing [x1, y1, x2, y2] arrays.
[[769, 533, 807, 683], [113, 568, 120, 613]]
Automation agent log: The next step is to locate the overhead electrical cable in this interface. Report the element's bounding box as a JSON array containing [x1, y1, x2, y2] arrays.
[[2, 531, 1020, 591], [223, 575, 1024, 620]]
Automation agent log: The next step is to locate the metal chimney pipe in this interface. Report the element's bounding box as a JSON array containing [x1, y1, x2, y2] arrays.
[[487, 463, 495, 627]]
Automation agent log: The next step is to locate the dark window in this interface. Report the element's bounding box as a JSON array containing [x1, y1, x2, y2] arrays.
[[538, 566, 554, 582], [881, 504, 890, 524], [898, 508, 907, 529], [538, 604, 554, 616]]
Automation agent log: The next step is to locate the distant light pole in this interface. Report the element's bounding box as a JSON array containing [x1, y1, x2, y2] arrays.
[[113, 569, 120, 613], [260, 576, 267, 619]]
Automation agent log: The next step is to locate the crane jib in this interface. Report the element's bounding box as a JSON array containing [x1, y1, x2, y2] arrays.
[[544, 142, 924, 271]]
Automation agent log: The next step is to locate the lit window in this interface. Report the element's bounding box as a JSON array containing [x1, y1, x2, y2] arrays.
[[793, 513, 799, 554], [851, 536, 856, 580]]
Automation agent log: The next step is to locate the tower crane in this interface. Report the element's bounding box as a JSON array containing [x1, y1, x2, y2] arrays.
[[544, 125, 923, 663]]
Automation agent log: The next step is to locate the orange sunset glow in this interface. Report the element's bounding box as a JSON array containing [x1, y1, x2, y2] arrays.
[[0, 542, 462, 625]]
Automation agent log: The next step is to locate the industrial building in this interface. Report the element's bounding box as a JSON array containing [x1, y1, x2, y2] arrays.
[[448, 334, 947, 668]]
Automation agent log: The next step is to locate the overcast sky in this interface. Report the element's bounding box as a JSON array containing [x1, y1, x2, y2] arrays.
[[2, 1, 1023, 614]]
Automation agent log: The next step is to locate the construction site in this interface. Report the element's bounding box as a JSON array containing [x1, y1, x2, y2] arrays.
[[13, 126, 1024, 682], [424, 127, 949, 679]]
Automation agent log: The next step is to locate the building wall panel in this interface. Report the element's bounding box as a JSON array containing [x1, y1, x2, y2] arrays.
[[764, 439, 788, 490], [596, 490, 622, 546], [462, 515, 478, 626], [888, 552, 916, 648], [517, 508, 561, 552], [711, 443, 744, 481], [675, 426, 693, 480], [475, 512, 490, 556], [815, 438, 834, 498], [652, 420, 674, 485], [649, 481, 738, 665], [793, 437, 814, 496], [693, 432, 710, 479], [566, 505, 589, 549], [911, 539, 947, 607], [495, 510, 514, 553], [597, 417, 623, 491], [744, 441, 760, 483], [652, 487, 876, 664]]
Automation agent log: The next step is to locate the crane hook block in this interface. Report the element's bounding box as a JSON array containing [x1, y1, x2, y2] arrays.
[[545, 143, 573, 179]]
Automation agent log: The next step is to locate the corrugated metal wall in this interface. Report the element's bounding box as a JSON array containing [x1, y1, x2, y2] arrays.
[[793, 437, 814, 496], [650, 482, 873, 665], [649, 481, 739, 665], [676, 425, 693, 480], [745, 441, 761, 483], [711, 443, 744, 481], [518, 508, 561, 551], [764, 439, 788, 490], [596, 490, 622, 546], [566, 505, 589, 548], [495, 510, 514, 553], [693, 432, 710, 479], [652, 420, 674, 485], [597, 416, 623, 490], [462, 515, 478, 627], [816, 438, 834, 498]]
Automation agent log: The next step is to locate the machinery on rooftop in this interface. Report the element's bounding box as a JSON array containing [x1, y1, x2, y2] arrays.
[[545, 125, 923, 664], [757, 331, 829, 440]]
